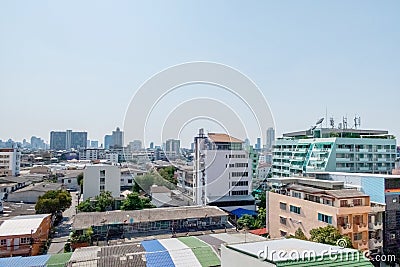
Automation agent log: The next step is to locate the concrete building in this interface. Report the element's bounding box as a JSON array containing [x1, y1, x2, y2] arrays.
[[221, 238, 373, 267], [272, 128, 396, 177], [104, 135, 112, 150], [50, 130, 87, 150], [7, 182, 62, 203], [129, 140, 142, 151], [0, 214, 52, 257], [193, 129, 254, 211], [0, 148, 21, 176], [267, 177, 372, 252], [83, 165, 120, 200], [266, 127, 275, 152], [30, 136, 46, 150], [309, 172, 400, 257], [165, 139, 181, 160], [79, 148, 105, 161], [112, 127, 124, 148]]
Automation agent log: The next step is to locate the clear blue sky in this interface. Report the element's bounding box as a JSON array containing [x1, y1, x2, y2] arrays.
[[0, 1, 399, 147]]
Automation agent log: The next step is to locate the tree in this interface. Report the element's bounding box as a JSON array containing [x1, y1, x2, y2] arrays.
[[77, 172, 83, 192], [35, 190, 72, 214], [237, 215, 256, 230], [292, 228, 308, 240], [120, 192, 155, 210], [309, 225, 352, 248], [134, 172, 175, 193], [76, 199, 96, 212], [257, 192, 266, 209], [158, 166, 177, 185], [77, 191, 114, 212]]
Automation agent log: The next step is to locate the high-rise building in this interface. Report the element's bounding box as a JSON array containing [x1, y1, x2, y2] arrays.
[[112, 127, 124, 148], [30, 136, 46, 150], [104, 135, 112, 150], [90, 140, 99, 148], [0, 148, 21, 176], [272, 128, 396, 177], [129, 140, 142, 151], [255, 137, 261, 150], [165, 139, 180, 160], [149, 142, 154, 149], [266, 127, 275, 151], [50, 130, 87, 150], [193, 129, 254, 211]]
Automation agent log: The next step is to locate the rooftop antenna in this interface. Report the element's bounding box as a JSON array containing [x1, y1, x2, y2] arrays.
[[330, 117, 335, 129], [354, 115, 361, 129], [343, 116, 348, 130], [316, 118, 324, 128]]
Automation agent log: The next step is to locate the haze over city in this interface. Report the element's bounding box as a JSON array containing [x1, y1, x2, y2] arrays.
[[1, 1, 399, 145]]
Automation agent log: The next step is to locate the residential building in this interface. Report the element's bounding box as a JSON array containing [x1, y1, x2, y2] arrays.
[[266, 127, 275, 152], [309, 172, 400, 257], [30, 136, 46, 150], [272, 128, 396, 177], [267, 177, 371, 252], [90, 140, 98, 148], [7, 182, 62, 203], [0, 214, 52, 257], [193, 129, 254, 211], [79, 148, 105, 161], [129, 140, 142, 151], [0, 148, 21, 176], [120, 168, 145, 189], [221, 238, 373, 267], [50, 130, 87, 150], [83, 165, 120, 200]]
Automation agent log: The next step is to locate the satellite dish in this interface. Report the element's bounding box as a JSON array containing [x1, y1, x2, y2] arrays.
[[316, 118, 324, 125], [310, 126, 317, 131]]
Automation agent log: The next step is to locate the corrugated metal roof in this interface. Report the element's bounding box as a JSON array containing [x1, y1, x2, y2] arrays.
[[141, 240, 175, 267], [0, 254, 50, 267], [178, 237, 220, 267], [158, 238, 202, 267], [46, 252, 72, 267], [0, 214, 51, 236]]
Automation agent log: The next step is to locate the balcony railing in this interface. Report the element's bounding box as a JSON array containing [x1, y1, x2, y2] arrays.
[[338, 224, 352, 235]]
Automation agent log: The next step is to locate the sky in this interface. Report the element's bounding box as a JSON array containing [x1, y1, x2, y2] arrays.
[[0, 1, 399, 148]]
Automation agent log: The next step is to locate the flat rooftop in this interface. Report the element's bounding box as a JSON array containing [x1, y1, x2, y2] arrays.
[[283, 128, 389, 138], [208, 133, 243, 143], [0, 214, 50, 236], [73, 206, 227, 230]]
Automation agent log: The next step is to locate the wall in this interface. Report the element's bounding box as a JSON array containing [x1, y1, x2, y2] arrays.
[[83, 165, 120, 200]]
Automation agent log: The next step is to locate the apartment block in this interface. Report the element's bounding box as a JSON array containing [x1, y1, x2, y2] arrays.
[[272, 128, 396, 177], [50, 130, 87, 150], [267, 177, 371, 252], [193, 129, 254, 211], [83, 165, 120, 200], [0, 148, 21, 176]]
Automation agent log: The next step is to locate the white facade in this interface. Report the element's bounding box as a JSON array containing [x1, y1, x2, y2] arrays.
[[83, 165, 120, 200], [79, 148, 105, 161], [0, 148, 21, 176], [266, 127, 275, 151], [105, 153, 119, 163]]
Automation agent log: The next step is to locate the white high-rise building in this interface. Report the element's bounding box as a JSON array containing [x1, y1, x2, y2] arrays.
[[0, 148, 21, 176], [266, 127, 275, 151], [165, 139, 180, 160], [193, 129, 254, 211], [83, 165, 120, 200], [129, 140, 142, 151]]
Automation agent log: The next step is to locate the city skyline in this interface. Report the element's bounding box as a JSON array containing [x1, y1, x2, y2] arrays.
[[1, 1, 399, 145]]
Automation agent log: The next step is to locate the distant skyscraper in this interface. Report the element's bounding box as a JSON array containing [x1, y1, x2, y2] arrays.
[[266, 127, 275, 151], [256, 137, 261, 150], [149, 142, 154, 149], [112, 127, 124, 148], [104, 135, 112, 150], [50, 130, 87, 150], [129, 140, 142, 151], [90, 140, 99, 148], [165, 139, 180, 160], [30, 136, 45, 150]]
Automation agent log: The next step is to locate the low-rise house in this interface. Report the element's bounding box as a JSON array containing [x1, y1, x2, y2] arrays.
[[0, 214, 52, 257], [7, 182, 62, 203]]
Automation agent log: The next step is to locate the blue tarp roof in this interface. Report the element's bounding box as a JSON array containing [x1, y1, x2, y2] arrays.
[[141, 240, 175, 267], [230, 208, 258, 217]]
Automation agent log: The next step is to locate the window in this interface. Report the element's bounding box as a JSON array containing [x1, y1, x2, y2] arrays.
[[0, 239, 6, 246], [100, 170, 106, 177], [291, 191, 302, 199], [68, 179, 71, 184], [280, 202, 287, 210], [128, 179, 133, 184], [318, 213, 332, 224], [235, 163, 248, 168], [231, 190, 248, 196], [232, 181, 248, 187], [280, 230, 287, 237], [20, 237, 30, 244], [390, 233, 396, 240], [353, 199, 362, 206], [353, 233, 362, 241], [231, 172, 249, 177], [289, 205, 301, 214], [280, 216, 287, 225], [340, 200, 348, 207], [100, 177, 105, 183], [393, 198, 397, 203], [100, 185, 105, 192]]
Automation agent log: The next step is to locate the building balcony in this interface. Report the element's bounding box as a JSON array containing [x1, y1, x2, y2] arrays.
[[369, 238, 383, 249], [354, 223, 368, 232], [368, 222, 383, 231], [336, 157, 351, 162], [338, 224, 353, 235], [377, 167, 389, 171], [336, 148, 351, 153], [358, 167, 372, 171], [336, 167, 351, 172], [355, 240, 369, 251], [359, 149, 369, 153]]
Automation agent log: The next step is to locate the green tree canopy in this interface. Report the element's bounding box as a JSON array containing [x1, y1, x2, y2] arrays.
[[120, 192, 155, 210], [309, 225, 352, 248], [77, 191, 114, 212], [134, 172, 176, 193], [35, 190, 72, 214]]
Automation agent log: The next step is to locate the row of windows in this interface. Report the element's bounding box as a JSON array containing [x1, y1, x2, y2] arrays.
[[289, 205, 301, 214], [231, 190, 248, 196], [231, 172, 249, 177], [0, 155, 10, 158], [0, 237, 30, 246], [231, 181, 248, 187], [226, 154, 246, 158]]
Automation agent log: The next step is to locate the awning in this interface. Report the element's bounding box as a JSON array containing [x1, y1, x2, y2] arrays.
[[230, 208, 258, 218], [249, 228, 268, 236]]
